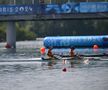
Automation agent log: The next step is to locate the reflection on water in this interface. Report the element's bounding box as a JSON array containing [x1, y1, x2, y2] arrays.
[[0, 58, 108, 73], [0, 59, 108, 90], [0, 42, 108, 90], [0, 48, 40, 59]]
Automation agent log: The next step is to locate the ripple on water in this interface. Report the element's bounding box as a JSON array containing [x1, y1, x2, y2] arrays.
[[0, 46, 108, 90]]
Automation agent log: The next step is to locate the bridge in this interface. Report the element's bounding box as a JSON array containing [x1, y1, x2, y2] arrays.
[[0, 2, 108, 48], [0, 13, 108, 21], [0, 2, 108, 21]]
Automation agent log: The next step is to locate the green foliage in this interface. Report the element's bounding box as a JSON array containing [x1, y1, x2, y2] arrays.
[[16, 28, 36, 41], [32, 20, 108, 37], [16, 22, 36, 41], [0, 23, 6, 41]]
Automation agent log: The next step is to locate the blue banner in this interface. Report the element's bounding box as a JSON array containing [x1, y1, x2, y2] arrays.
[[45, 3, 77, 14], [44, 2, 108, 14], [79, 2, 108, 13], [0, 2, 108, 15], [0, 5, 35, 15]]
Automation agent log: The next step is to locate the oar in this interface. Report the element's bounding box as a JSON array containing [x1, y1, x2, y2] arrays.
[[54, 54, 82, 60], [53, 54, 68, 72], [80, 53, 108, 57], [53, 54, 63, 60]]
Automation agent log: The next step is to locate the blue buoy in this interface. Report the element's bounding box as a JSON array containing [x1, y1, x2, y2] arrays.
[[43, 35, 108, 48]]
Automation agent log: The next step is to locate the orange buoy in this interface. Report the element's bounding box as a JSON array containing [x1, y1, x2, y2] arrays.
[[93, 44, 99, 52], [93, 44, 99, 49], [40, 47, 45, 54]]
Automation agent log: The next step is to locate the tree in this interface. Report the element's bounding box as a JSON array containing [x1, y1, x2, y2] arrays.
[[16, 21, 36, 41]]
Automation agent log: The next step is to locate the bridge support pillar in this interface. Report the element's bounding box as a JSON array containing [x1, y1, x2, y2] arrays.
[[6, 22, 16, 48]]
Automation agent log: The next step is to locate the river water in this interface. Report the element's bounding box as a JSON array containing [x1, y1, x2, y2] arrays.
[[0, 41, 108, 90]]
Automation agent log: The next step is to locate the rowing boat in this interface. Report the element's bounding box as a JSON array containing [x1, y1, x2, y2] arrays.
[[0, 54, 108, 63]]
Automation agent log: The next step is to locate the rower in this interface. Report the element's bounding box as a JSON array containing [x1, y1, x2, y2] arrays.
[[70, 47, 75, 58], [47, 47, 54, 59], [70, 47, 81, 59]]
